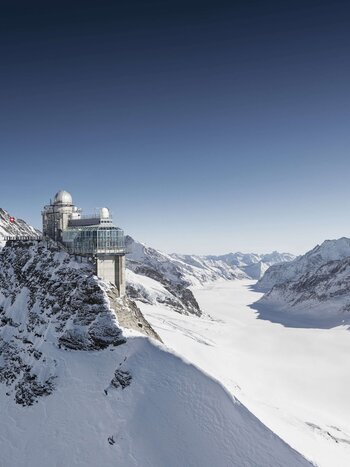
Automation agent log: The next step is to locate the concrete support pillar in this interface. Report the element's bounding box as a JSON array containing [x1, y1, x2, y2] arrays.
[[96, 254, 126, 297], [115, 254, 126, 297]]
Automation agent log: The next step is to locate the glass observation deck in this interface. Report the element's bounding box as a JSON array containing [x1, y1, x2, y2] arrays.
[[62, 225, 125, 256]]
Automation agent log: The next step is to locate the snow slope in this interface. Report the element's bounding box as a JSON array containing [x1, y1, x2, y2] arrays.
[[0, 240, 310, 466], [139, 280, 350, 467], [258, 237, 350, 291], [1, 336, 310, 467]]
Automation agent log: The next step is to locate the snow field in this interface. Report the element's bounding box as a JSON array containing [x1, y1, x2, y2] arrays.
[[139, 279, 350, 467]]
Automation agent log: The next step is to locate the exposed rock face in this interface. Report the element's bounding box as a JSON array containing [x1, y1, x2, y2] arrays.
[[126, 236, 202, 316], [110, 369, 132, 390], [0, 240, 125, 405], [107, 287, 162, 342]]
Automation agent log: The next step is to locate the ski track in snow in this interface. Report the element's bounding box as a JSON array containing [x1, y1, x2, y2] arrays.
[[139, 279, 350, 467], [148, 312, 216, 347]]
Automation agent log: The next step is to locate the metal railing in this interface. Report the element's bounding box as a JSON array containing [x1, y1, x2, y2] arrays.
[[5, 235, 42, 241]]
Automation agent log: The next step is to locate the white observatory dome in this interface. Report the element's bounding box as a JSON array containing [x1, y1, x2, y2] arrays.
[[54, 190, 73, 205], [100, 207, 110, 219]]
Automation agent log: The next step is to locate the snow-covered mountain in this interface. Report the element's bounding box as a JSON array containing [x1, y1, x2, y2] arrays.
[[203, 251, 295, 280], [258, 237, 350, 291], [126, 236, 203, 316], [126, 236, 294, 316], [0, 239, 310, 466], [171, 251, 294, 281], [0, 208, 40, 246], [255, 238, 350, 327], [256, 256, 350, 327]]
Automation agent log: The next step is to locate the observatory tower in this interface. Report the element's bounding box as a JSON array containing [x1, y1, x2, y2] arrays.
[[42, 191, 126, 297], [42, 190, 74, 242]]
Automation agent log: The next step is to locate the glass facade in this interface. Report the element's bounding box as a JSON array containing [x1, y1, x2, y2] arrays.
[[62, 225, 125, 255]]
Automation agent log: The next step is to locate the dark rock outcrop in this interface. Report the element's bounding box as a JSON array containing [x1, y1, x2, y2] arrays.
[[0, 240, 125, 405]]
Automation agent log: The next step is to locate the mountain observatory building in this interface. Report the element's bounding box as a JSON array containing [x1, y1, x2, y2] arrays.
[[42, 190, 126, 297]]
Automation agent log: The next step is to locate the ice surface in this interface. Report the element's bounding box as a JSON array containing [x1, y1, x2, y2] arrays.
[[139, 279, 350, 467]]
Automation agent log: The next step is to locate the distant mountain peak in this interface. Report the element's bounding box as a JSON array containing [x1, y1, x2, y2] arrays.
[[255, 237, 350, 327]]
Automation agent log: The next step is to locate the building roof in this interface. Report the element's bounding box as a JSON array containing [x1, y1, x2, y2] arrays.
[[54, 190, 73, 205]]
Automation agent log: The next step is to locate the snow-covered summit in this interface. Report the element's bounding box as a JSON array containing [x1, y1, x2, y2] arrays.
[[258, 237, 350, 291]]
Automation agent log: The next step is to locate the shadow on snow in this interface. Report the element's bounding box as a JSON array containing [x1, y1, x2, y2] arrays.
[[247, 284, 350, 330]]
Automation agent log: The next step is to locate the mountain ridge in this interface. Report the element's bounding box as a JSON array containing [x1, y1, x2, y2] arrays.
[[255, 237, 350, 327], [258, 237, 350, 291], [126, 235, 295, 316]]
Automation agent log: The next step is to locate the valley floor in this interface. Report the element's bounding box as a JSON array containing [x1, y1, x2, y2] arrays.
[[139, 279, 350, 467]]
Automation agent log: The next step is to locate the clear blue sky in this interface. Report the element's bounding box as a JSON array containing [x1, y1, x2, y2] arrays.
[[1, 0, 350, 255]]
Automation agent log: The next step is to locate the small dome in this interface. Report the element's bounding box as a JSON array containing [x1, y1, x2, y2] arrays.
[[100, 207, 110, 219], [70, 211, 80, 219], [54, 190, 73, 205]]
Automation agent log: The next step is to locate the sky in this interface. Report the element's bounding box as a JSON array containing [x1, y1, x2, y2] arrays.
[[1, 0, 350, 255]]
